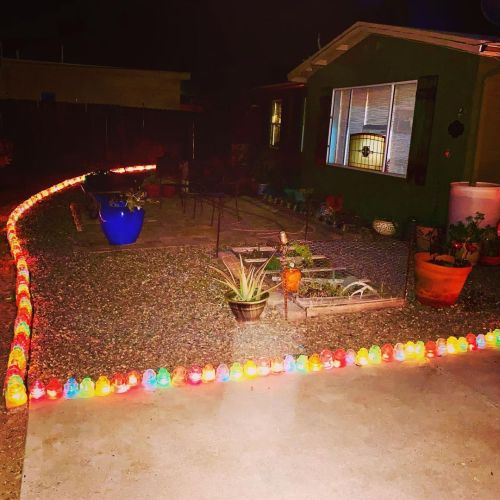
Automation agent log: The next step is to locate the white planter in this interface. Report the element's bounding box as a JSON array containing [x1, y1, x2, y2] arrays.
[[448, 182, 500, 227]]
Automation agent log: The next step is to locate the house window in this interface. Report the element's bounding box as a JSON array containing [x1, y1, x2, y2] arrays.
[[326, 81, 417, 177], [269, 99, 282, 148]]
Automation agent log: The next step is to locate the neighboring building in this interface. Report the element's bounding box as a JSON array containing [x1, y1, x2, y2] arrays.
[[283, 22, 500, 226], [0, 58, 200, 173]]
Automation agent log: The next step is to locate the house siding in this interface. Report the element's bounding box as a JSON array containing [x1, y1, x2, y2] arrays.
[[300, 35, 481, 227]]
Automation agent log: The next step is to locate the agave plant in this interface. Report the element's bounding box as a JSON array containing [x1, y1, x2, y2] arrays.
[[211, 256, 280, 302]]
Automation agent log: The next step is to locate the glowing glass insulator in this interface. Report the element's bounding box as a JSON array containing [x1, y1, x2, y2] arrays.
[[320, 349, 334, 370], [216, 363, 230, 382], [257, 357, 271, 377], [156, 368, 171, 388], [95, 376, 112, 396], [64, 377, 79, 398], [476, 334, 486, 350], [425, 341, 437, 358], [447, 336, 459, 354], [8, 347, 26, 371], [394, 343, 405, 362], [187, 365, 202, 385], [308, 353, 322, 372], [271, 357, 284, 374], [436, 338, 447, 356], [345, 349, 356, 366], [485, 331, 495, 347], [142, 369, 157, 390], [368, 345, 382, 364], [6, 366, 23, 379], [243, 360, 257, 378], [229, 362, 243, 381], [415, 341, 426, 360], [355, 348, 369, 366], [457, 337, 468, 353], [11, 333, 29, 351], [404, 341, 416, 360], [171, 366, 187, 386], [296, 355, 309, 373], [5, 382, 27, 409], [202, 364, 216, 383], [46, 378, 63, 399], [283, 355, 296, 372], [465, 333, 477, 351], [79, 377, 95, 398], [333, 349, 346, 368], [127, 370, 140, 388], [29, 380, 46, 400], [111, 373, 129, 393], [381, 344, 394, 362]]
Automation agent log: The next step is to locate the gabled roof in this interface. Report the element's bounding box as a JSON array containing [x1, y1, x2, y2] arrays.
[[288, 22, 500, 83]]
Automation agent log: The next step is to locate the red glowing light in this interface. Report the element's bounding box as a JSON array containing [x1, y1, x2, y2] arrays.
[[45, 379, 63, 400]]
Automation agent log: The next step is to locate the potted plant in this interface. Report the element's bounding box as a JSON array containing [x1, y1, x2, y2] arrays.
[[99, 187, 146, 245], [211, 257, 280, 322], [142, 174, 161, 198], [479, 226, 500, 266], [447, 212, 484, 265], [414, 245, 472, 307]]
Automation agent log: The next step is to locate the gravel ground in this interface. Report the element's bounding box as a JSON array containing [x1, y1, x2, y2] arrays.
[[17, 189, 500, 384]]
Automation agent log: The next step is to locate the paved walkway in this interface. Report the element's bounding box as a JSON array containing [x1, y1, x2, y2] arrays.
[[21, 351, 500, 500]]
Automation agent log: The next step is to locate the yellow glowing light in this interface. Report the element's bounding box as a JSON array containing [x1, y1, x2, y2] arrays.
[[404, 341, 416, 360], [5, 382, 28, 409], [95, 376, 112, 396], [355, 348, 369, 366], [243, 360, 257, 378], [308, 353, 322, 372], [202, 364, 216, 383], [485, 331, 495, 347], [447, 336, 459, 354]]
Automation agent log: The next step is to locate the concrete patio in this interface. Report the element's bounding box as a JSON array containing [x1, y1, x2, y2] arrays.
[[21, 351, 500, 500]]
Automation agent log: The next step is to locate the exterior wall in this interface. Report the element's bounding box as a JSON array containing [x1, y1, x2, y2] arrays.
[[301, 35, 481, 227], [0, 58, 189, 111], [472, 58, 500, 183]]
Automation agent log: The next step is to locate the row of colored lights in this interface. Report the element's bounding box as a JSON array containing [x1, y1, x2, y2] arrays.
[[8, 331, 500, 407], [3, 165, 156, 410]]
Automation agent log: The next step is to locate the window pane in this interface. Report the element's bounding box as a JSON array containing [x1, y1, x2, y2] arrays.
[[327, 89, 350, 164], [269, 100, 282, 147], [347, 85, 391, 170], [386, 82, 417, 176]]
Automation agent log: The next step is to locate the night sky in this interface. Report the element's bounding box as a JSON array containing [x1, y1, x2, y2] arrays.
[[1, 0, 499, 96]]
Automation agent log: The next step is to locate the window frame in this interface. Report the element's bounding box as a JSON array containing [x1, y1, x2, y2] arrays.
[[326, 79, 418, 178], [269, 99, 283, 149]]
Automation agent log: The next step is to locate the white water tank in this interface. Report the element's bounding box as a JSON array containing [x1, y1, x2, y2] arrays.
[[448, 182, 500, 227]]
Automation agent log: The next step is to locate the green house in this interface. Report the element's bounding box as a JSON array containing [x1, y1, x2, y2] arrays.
[[287, 22, 500, 227]]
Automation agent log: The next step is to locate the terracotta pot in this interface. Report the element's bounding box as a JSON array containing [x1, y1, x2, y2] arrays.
[[226, 292, 269, 323], [161, 184, 177, 198], [415, 225, 438, 252], [144, 184, 161, 198], [414, 252, 471, 307], [479, 255, 500, 266], [282, 267, 302, 293]]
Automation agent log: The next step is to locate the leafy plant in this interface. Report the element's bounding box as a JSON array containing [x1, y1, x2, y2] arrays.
[[480, 226, 500, 257], [110, 187, 146, 212], [448, 212, 485, 243], [211, 256, 281, 302], [290, 242, 313, 268], [265, 255, 281, 271]]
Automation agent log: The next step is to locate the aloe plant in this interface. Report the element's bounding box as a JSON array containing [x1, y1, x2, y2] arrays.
[[211, 256, 280, 302]]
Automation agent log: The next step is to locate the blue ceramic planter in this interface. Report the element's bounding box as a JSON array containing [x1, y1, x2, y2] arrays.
[[98, 197, 145, 245]]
